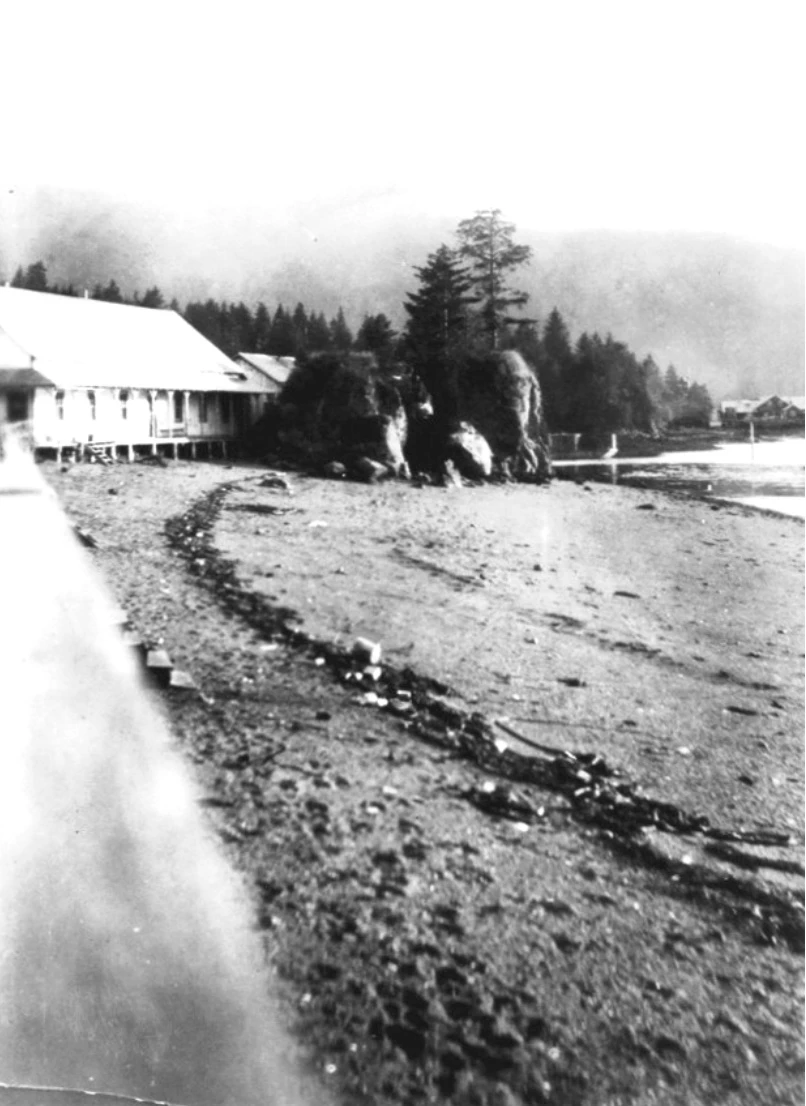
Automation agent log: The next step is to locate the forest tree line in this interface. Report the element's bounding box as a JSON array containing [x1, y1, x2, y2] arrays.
[[6, 232, 713, 437], [399, 211, 713, 437]]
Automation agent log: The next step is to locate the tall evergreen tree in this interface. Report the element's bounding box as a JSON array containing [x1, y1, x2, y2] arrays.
[[533, 308, 573, 428], [252, 303, 272, 353], [93, 279, 124, 303], [291, 303, 309, 355], [455, 210, 532, 349], [543, 308, 573, 367], [12, 261, 49, 291], [228, 301, 254, 354], [403, 245, 478, 426], [138, 286, 165, 309], [403, 246, 476, 372], [355, 313, 397, 364], [329, 307, 353, 351], [268, 305, 297, 356], [307, 311, 332, 352], [184, 299, 224, 349]]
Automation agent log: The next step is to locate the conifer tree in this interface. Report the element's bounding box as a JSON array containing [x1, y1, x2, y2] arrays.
[[543, 308, 573, 368], [402, 245, 478, 425], [306, 311, 332, 352], [355, 313, 397, 364], [138, 286, 165, 309], [267, 305, 296, 356], [252, 303, 272, 353], [12, 261, 49, 292], [456, 210, 532, 349], [403, 245, 476, 372], [94, 279, 124, 303], [291, 303, 309, 355], [329, 307, 353, 351]]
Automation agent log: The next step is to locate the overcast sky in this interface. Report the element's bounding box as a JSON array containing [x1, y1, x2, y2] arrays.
[[4, 0, 804, 249]]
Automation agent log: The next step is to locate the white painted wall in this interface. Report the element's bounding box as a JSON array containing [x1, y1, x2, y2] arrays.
[[19, 386, 261, 448]]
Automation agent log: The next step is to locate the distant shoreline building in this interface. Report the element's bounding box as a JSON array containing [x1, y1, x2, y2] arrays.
[[720, 395, 805, 429], [0, 287, 280, 460]]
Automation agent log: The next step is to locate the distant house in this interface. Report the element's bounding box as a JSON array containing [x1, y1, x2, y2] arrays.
[[236, 353, 296, 399], [720, 395, 805, 428], [720, 399, 757, 426], [0, 287, 277, 460], [782, 397, 806, 423]]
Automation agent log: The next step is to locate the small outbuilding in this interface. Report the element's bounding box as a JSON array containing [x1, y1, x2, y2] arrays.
[[236, 353, 296, 399], [0, 286, 277, 460]]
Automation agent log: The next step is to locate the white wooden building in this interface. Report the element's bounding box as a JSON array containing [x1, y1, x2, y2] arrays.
[[0, 287, 277, 460], [236, 353, 295, 398]]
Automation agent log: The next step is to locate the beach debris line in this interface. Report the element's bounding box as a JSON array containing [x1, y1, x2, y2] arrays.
[[457, 780, 546, 824], [163, 481, 802, 923]]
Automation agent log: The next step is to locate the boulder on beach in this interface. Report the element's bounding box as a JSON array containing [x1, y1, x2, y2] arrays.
[[455, 351, 551, 482], [272, 352, 409, 475], [447, 422, 494, 479]]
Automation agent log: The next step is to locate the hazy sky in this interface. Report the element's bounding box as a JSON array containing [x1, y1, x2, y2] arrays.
[[4, 0, 804, 248]]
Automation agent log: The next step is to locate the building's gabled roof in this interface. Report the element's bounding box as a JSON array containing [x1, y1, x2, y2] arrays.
[[0, 287, 274, 393], [721, 399, 757, 413], [722, 395, 806, 416], [237, 353, 296, 388]]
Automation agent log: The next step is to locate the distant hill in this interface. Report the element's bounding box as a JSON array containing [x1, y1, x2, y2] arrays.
[[1, 187, 802, 400]]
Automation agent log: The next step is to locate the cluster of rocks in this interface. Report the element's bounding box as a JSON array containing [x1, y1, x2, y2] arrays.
[[256, 350, 551, 485]]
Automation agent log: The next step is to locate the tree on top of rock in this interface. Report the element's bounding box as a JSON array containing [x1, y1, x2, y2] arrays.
[[355, 313, 397, 366], [403, 246, 476, 370], [456, 210, 532, 350]]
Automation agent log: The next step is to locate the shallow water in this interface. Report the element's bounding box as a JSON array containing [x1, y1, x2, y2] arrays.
[[555, 436, 806, 516]]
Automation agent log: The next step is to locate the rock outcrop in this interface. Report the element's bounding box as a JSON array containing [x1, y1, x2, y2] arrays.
[[260, 349, 549, 485], [455, 351, 551, 482], [272, 353, 409, 477]]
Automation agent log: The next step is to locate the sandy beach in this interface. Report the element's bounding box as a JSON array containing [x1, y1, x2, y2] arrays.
[[34, 460, 806, 1105]]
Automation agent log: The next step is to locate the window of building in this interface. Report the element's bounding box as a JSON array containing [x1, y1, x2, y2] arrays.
[[55, 391, 65, 420], [119, 389, 129, 420], [220, 393, 231, 422], [88, 390, 96, 420], [199, 393, 209, 423], [173, 391, 184, 422]]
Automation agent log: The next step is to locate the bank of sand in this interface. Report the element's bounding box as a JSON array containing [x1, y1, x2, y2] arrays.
[[41, 461, 804, 1106]]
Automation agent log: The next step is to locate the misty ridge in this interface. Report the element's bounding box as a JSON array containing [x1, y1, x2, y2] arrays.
[[1, 185, 803, 400]]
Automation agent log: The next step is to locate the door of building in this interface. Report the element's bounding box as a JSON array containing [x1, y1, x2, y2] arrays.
[[6, 389, 31, 422]]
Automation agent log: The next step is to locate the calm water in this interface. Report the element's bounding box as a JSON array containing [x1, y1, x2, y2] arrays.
[[555, 437, 806, 517]]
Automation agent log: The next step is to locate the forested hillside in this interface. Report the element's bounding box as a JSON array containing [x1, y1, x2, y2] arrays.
[[2, 187, 801, 400]]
